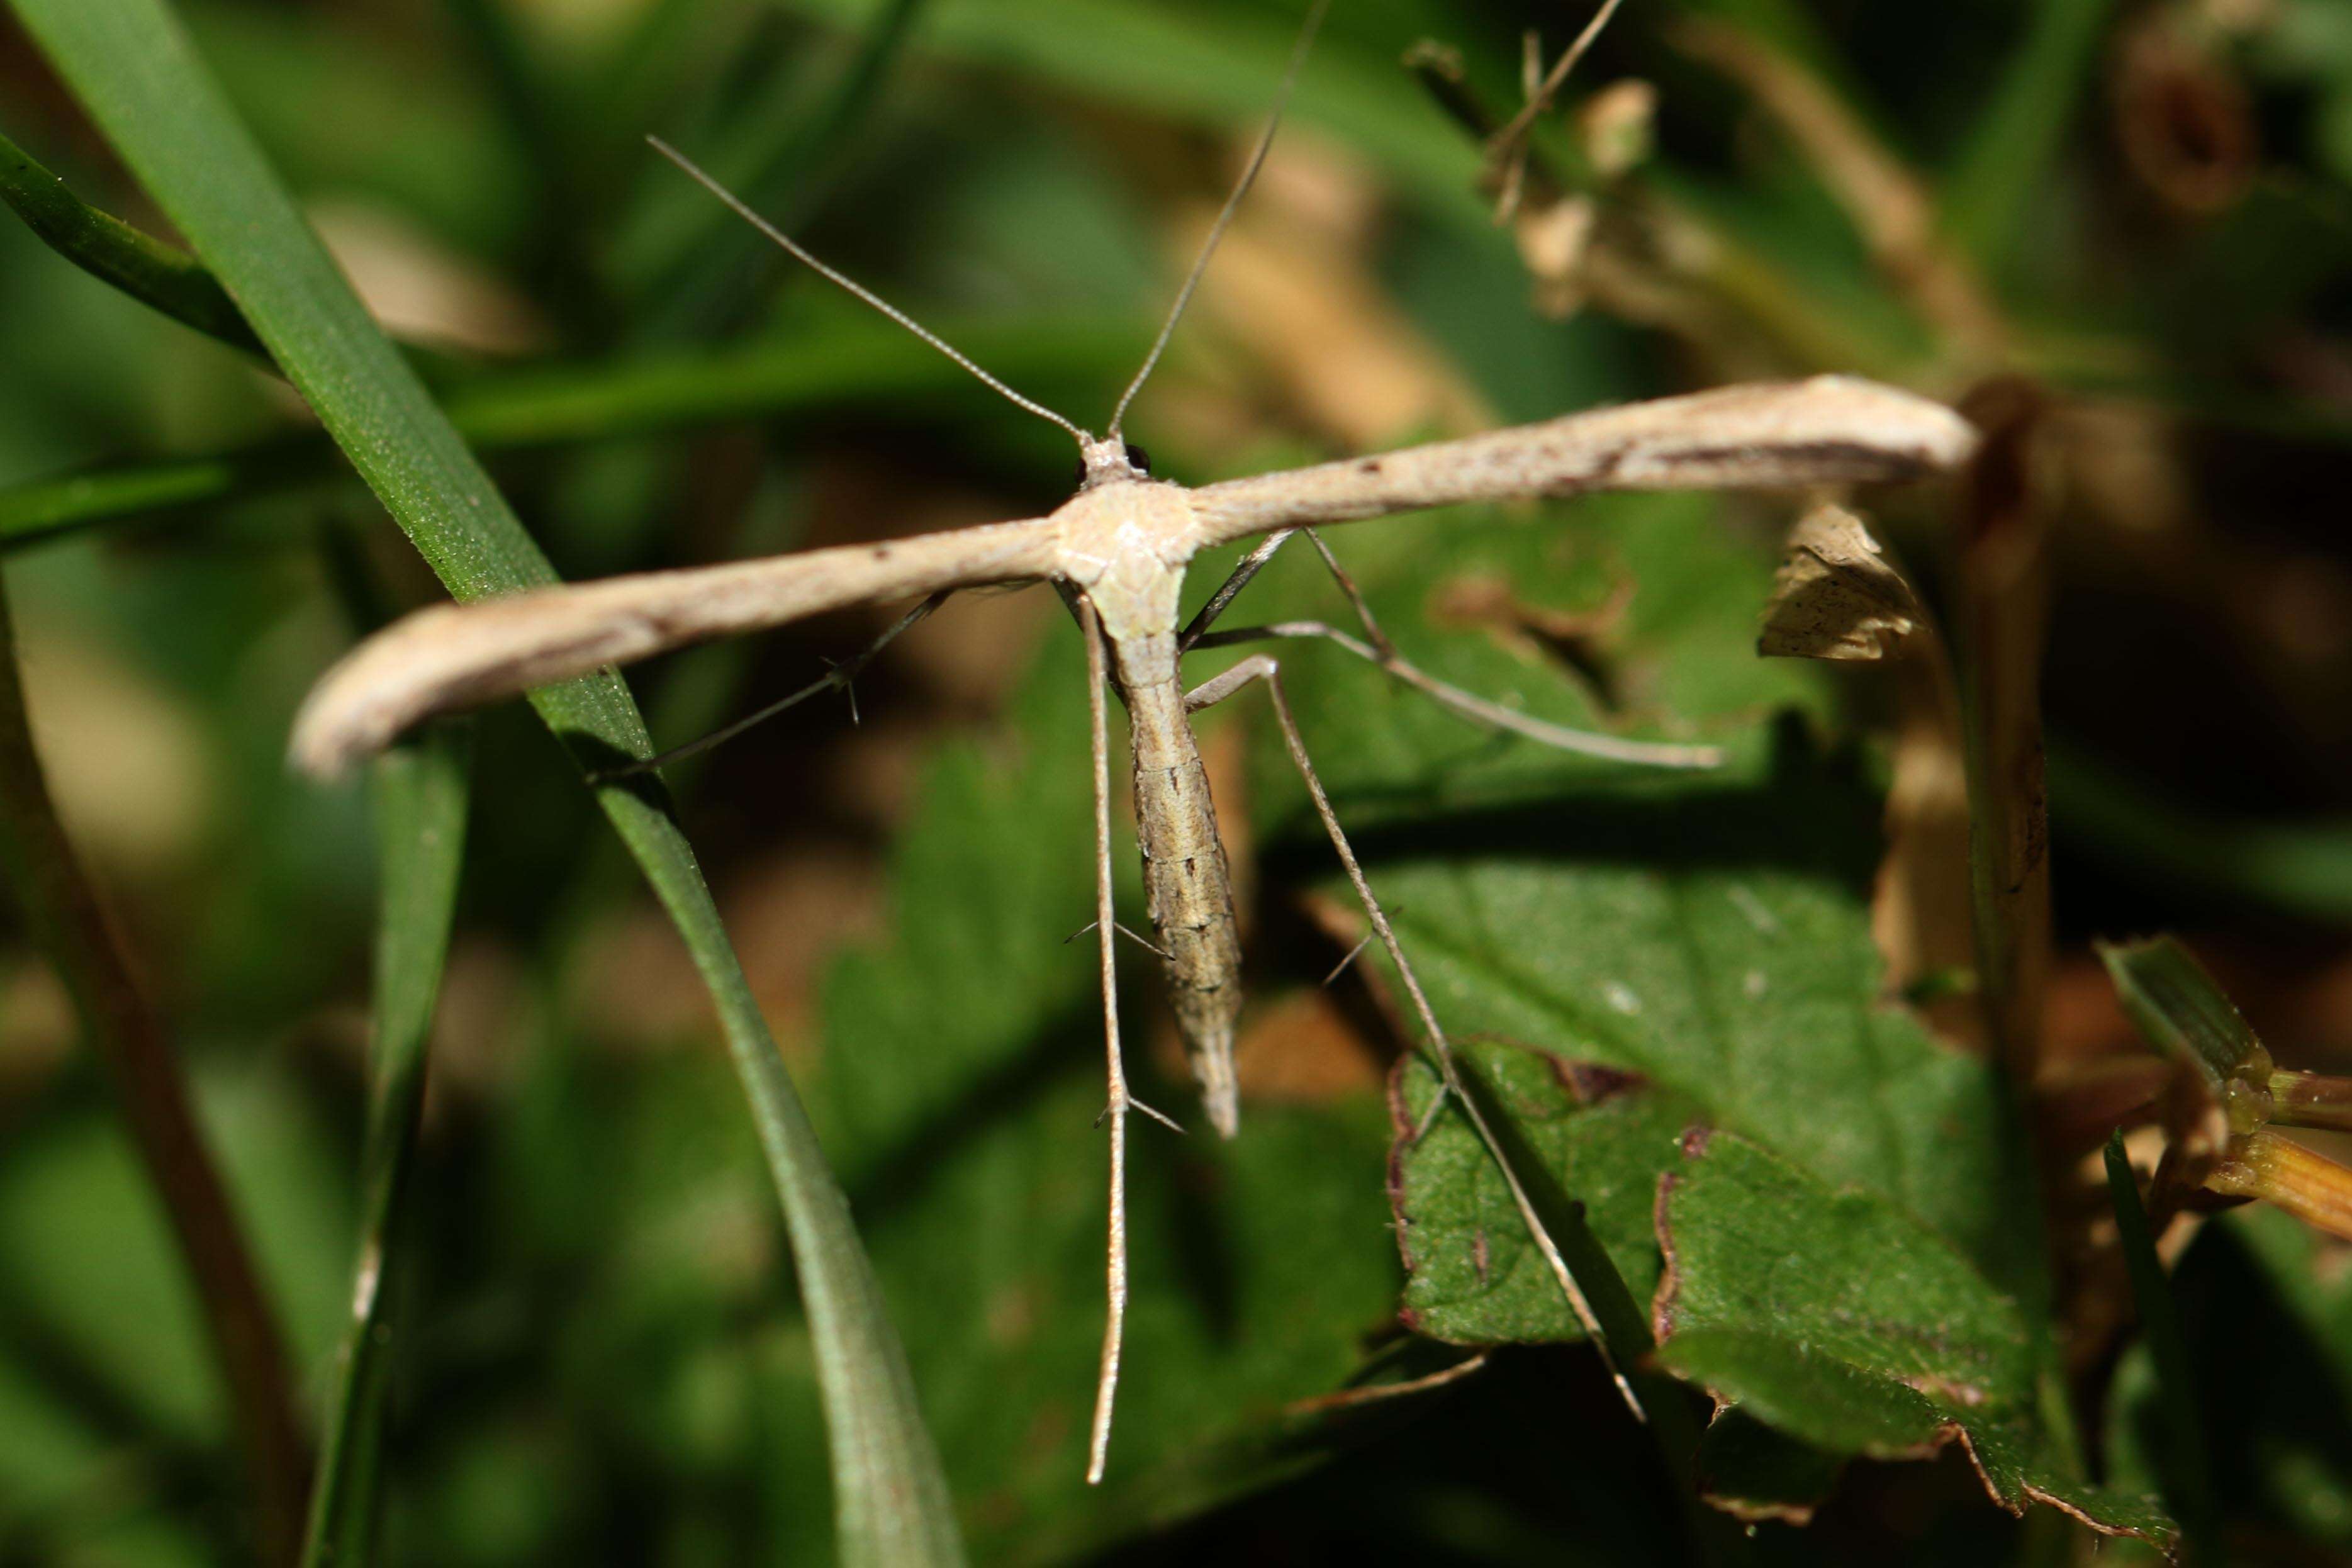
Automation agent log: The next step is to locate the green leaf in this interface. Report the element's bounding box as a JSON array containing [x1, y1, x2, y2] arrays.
[[301, 723, 473, 1568], [1691, 1408, 1847, 1526], [1, 2, 962, 1562], [784, 0, 1486, 217], [2098, 936, 2265, 1090], [612, 0, 931, 328], [0, 123, 265, 361], [1655, 1130, 2173, 1548], [1215, 491, 2080, 1534], [1255, 491, 2041, 1305], [1389, 1046, 1696, 1345]]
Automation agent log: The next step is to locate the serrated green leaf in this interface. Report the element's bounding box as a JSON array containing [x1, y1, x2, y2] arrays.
[[1251, 493, 2038, 1304], [1655, 1130, 2173, 1547], [1389, 1044, 1696, 1344], [1203, 491, 2128, 1539], [1691, 1407, 1847, 1526], [1661, 1330, 1948, 1457]]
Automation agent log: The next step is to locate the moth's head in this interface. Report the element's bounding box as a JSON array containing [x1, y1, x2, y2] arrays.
[[1073, 432, 1153, 490]]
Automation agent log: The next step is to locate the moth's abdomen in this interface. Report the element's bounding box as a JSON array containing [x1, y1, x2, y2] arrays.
[[1128, 688, 1245, 1137]]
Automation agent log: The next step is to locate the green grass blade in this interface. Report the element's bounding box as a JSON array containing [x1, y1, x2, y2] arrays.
[[616, 0, 931, 330], [0, 121, 266, 360], [2103, 1133, 2221, 1554], [1939, 0, 2120, 269], [2052, 738, 2352, 926], [0, 311, 1138, 546], [0, 571, 306, 1564], [3, 3, 965, 1562], [301, 724, 473, 1568], [2097, 936, 2265, 1091]]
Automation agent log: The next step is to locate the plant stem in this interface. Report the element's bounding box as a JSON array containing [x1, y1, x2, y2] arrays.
[[2270, 1072, 2352, 1134], [1951, 379, 2055, 1090], [2211, 1129, 2352, 1240], [0, 573, 306, 1564]]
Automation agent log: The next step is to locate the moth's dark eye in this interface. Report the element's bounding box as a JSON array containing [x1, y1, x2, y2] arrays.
[[1126, 442, 1151, 475], [1072, 457, 1089, 486]]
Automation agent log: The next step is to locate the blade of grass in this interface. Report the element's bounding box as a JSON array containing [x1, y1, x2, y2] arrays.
[[2102, 1133, 2221, 1555], [438, 0, 606, 333], [1677, 0, 1875, 115], [0, 121, 266, 360], [2052, 739, 2352, 927], [0, 570, 306, 1565], [5, 2, 965, 1562], [618, 0, 931, 335], [1939, 0, 2121, 270], [0, 309, 1140, 547], [301, 722, 473, 1568], [2097, 936, 2264, 1092]]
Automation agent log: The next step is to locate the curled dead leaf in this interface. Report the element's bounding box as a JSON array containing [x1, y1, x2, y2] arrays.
[[1757, 502, 1922, 663]]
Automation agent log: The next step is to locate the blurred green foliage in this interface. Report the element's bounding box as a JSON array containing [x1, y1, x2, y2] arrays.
[[4, 0, 2352, 1562]]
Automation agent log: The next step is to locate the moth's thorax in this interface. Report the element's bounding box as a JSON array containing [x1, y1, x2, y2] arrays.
[[1052, 478, 1203, 686]]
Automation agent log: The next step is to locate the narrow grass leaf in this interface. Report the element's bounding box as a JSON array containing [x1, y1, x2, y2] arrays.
[[3, 2, 963, 1560], [0, 122, 266, 360], [2103, 1132, 2221, 1554], [1939, 0, 2121, 268], [2053, 741, 2352, 927], [1654, 1130, 2176, 1548], [0, 308, 1139, 547], [2098, 936, 2265, 1090], [301, 724, 472, 1568], [615, 0, 931, 324]]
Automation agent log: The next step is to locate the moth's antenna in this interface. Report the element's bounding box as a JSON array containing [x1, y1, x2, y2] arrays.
[[1106, 0, 1331, 440], [649, 136, 1089, 444]]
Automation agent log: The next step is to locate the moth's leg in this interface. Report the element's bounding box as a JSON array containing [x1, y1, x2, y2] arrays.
[[1190, 619, 1718, 768], [1182, 533, 1718, 769], [1065, 920, 1172, 960], [586, 590, 951, 782], [1177, 529, 1297, 651], [1077, 596, 1133, 1487], [1184, 652, 1646, 1420]]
